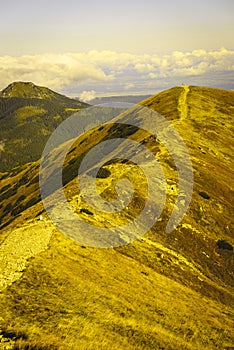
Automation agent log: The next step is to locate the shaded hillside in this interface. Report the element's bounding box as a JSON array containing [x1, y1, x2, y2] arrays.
[[0, 86, 234, 349], [0, 82, 89, 172]]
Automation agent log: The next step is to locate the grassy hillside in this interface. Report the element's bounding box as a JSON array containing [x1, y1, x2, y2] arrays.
[[0, 85, 233, 349], [0, 82, 89, 172]]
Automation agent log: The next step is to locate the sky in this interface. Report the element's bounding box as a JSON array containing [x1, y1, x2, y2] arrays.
[[0, 0, 233, 98]]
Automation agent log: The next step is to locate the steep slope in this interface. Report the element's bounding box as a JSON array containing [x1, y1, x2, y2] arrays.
[[0, 82, 89, 172], [0, 86, 233, 349]]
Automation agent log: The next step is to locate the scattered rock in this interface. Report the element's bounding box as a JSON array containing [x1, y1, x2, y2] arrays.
[[1, 330, 27, 341], [141, 271, 149, 276], [199, 191, 210, 200], [217, 240, 233, 251], [96, 168, 111, 179], [80, 208, 93, 216]]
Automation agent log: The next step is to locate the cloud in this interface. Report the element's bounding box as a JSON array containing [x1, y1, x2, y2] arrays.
[[79, 90, 96, 102], [124, 83, 135, 91], [0, 53, 111, 91], [134, 63, 155, 73], [0, 48, 233, 94]]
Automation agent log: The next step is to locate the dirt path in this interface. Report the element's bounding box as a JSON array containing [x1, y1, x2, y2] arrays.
[[0, 219, 52, 291], [178, 86, 189, 119]]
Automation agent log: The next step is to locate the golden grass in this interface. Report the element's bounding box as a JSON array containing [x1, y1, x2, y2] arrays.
[[14, 106, 46, 121], [0, 86, 234, 349], [0, 227, 234, 349]]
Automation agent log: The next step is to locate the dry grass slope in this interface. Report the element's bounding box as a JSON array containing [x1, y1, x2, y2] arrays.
[[0, 85, 234, 349]]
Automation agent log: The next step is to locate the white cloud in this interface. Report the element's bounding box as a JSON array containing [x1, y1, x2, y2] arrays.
[[79, 90, 96, 102], [134, 63, 155, 73], [0, 48, 233, 94], [0, 53, 111, 91], [124, 83, 135, 91]]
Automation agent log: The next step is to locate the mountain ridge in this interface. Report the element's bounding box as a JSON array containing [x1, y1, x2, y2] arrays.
[[0, 84, 233, 349], [1, 81, 72, 100]]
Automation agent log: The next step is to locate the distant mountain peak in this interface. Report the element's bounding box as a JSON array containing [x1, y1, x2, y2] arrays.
[[0, 81, 65, 100], [0, 81, 89, 171]]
